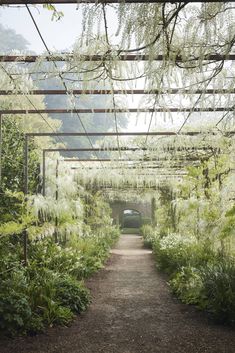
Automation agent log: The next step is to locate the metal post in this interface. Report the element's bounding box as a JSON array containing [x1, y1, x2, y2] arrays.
[[151, 197, 156, 226], [55, 159, 59, 199], [0, 114, 2, 184], [55, 159, 59, 242], [24, 135, 29, 195], [23, 135, 29, 266], [42, 150, 46, 196]]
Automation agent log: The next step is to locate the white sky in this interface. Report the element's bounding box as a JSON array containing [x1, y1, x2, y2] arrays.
[[0, 5, 86, 53]]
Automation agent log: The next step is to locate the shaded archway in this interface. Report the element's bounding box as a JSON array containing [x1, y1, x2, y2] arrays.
[[109, 200, 152, 228], [122, 209, 142, 229]]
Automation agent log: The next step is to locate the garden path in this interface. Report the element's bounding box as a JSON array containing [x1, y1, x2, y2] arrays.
[[1, 234, 235, 353]]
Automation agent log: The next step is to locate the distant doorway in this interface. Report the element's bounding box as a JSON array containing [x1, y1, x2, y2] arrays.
[[122, 209, 142, 229]]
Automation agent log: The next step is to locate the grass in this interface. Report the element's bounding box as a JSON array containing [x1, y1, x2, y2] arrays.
[[121, 228, 140, 234]]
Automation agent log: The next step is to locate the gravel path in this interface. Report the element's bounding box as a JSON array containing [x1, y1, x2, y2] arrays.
[[1, 234, 235, 353]]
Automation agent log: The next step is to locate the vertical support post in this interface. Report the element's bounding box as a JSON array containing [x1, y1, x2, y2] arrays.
[[24, 135, 29, 195], [55, 159, 59, 200], [151, 197, 156, 226], [42, 150, 46, 196], [23, 135, 29, 266], [0, 114, 2, 184], [55, 159, 59, 242]]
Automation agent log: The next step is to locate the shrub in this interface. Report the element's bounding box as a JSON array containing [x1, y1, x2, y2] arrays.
[[0, 224, 120, 336], [0, 289, 32, 336], [200, 257, 235, 324], [26, 267, 74, 328], [153, 233, 195, 274], [28, 239, 86, 279], [153, 234, 214, 275], [54, 275, 90, 313], [170, 266, 204, 305], [149, 229, 235, 324], [140, 224, 159, 248]]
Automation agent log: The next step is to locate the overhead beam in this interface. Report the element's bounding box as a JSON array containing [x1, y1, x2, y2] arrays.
[[44, 147, 149, 152], [1, 54, 235, 62], [64, 158, 173, 162], [29, 132, 179, 137], [0, 0, 225, 4], [26, 131, 235, 137], [43, 148, 210, 162], [1, 89, 235, 95], [0, 107, 233, 114], [43, 147, 221, 152], [71, 166, 189, 169], [63, 158, 199, 162]]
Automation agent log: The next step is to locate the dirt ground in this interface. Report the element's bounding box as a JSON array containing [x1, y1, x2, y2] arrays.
[[0, 234, 235, 353]]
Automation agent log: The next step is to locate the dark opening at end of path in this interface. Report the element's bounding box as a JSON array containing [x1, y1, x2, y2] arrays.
[[121, 209, 142, 234]]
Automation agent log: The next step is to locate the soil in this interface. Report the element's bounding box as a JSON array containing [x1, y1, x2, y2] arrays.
[[0, 234, 235, 353]]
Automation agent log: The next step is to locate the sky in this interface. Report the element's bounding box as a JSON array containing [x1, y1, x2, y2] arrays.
[[0, 5, 87, 53]]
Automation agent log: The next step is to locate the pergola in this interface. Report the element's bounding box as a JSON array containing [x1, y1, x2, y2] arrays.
[[0, 0, 234, 266], [0, 0, 234, 198]]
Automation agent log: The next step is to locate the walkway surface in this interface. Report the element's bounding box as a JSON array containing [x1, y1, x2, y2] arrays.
[[1, 234, 235, 353]]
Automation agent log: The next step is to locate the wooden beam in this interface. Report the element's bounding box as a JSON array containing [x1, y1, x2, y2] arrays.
[[0, 107, 233, 114], [64, 158, 199, 162], [26, 131, 235, 137], [1, 89, 235, 95], [43, 147, 221, 152], [0, 1, 228, 4], [71, 166, 189, 169], [44, 147, 149, 152], [1, 53, 235, 62]]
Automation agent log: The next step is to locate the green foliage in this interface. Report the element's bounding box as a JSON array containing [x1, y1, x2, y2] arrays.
[[153, 234, 215, 275], [122, 214, 142, 228], [70, 226, 120, 277], [121, 227, 139, 234], [1, 118, 40, 195], [143, 224, 235, 324], [0, 265, 74, 335], [0, 220, 25, 237], [43, 4, 64, 21], [154, 184, 177, 236], [26, 268, 74, 327], [200, 257, 235, 324], [28, 239, 86, 279], [170, 266, 204, 305], [221, 203, 235, 240], [54, 275, 90, 313], [0, 149, 119, 336], [84, 191, 113, 229], [0, 290, 32, 336], [141, 217, 152, 226], [0, 270, 32, 336], [0, 191, 25, 223], [0, 222, 119, 336], [140, 224, 159, 248]]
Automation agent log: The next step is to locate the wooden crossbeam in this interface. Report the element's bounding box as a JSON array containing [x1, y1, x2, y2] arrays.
[[44, 147, 149, 152], [64, 158, 199, 162], [0, 107, 233, 114], [0, 1, 229, 5], [1, 89, 235, 95], [26, 131, 235, 137], [43, 146, 218, 152], [72, 166, 189, 169], [1, 54, 235, 62]]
